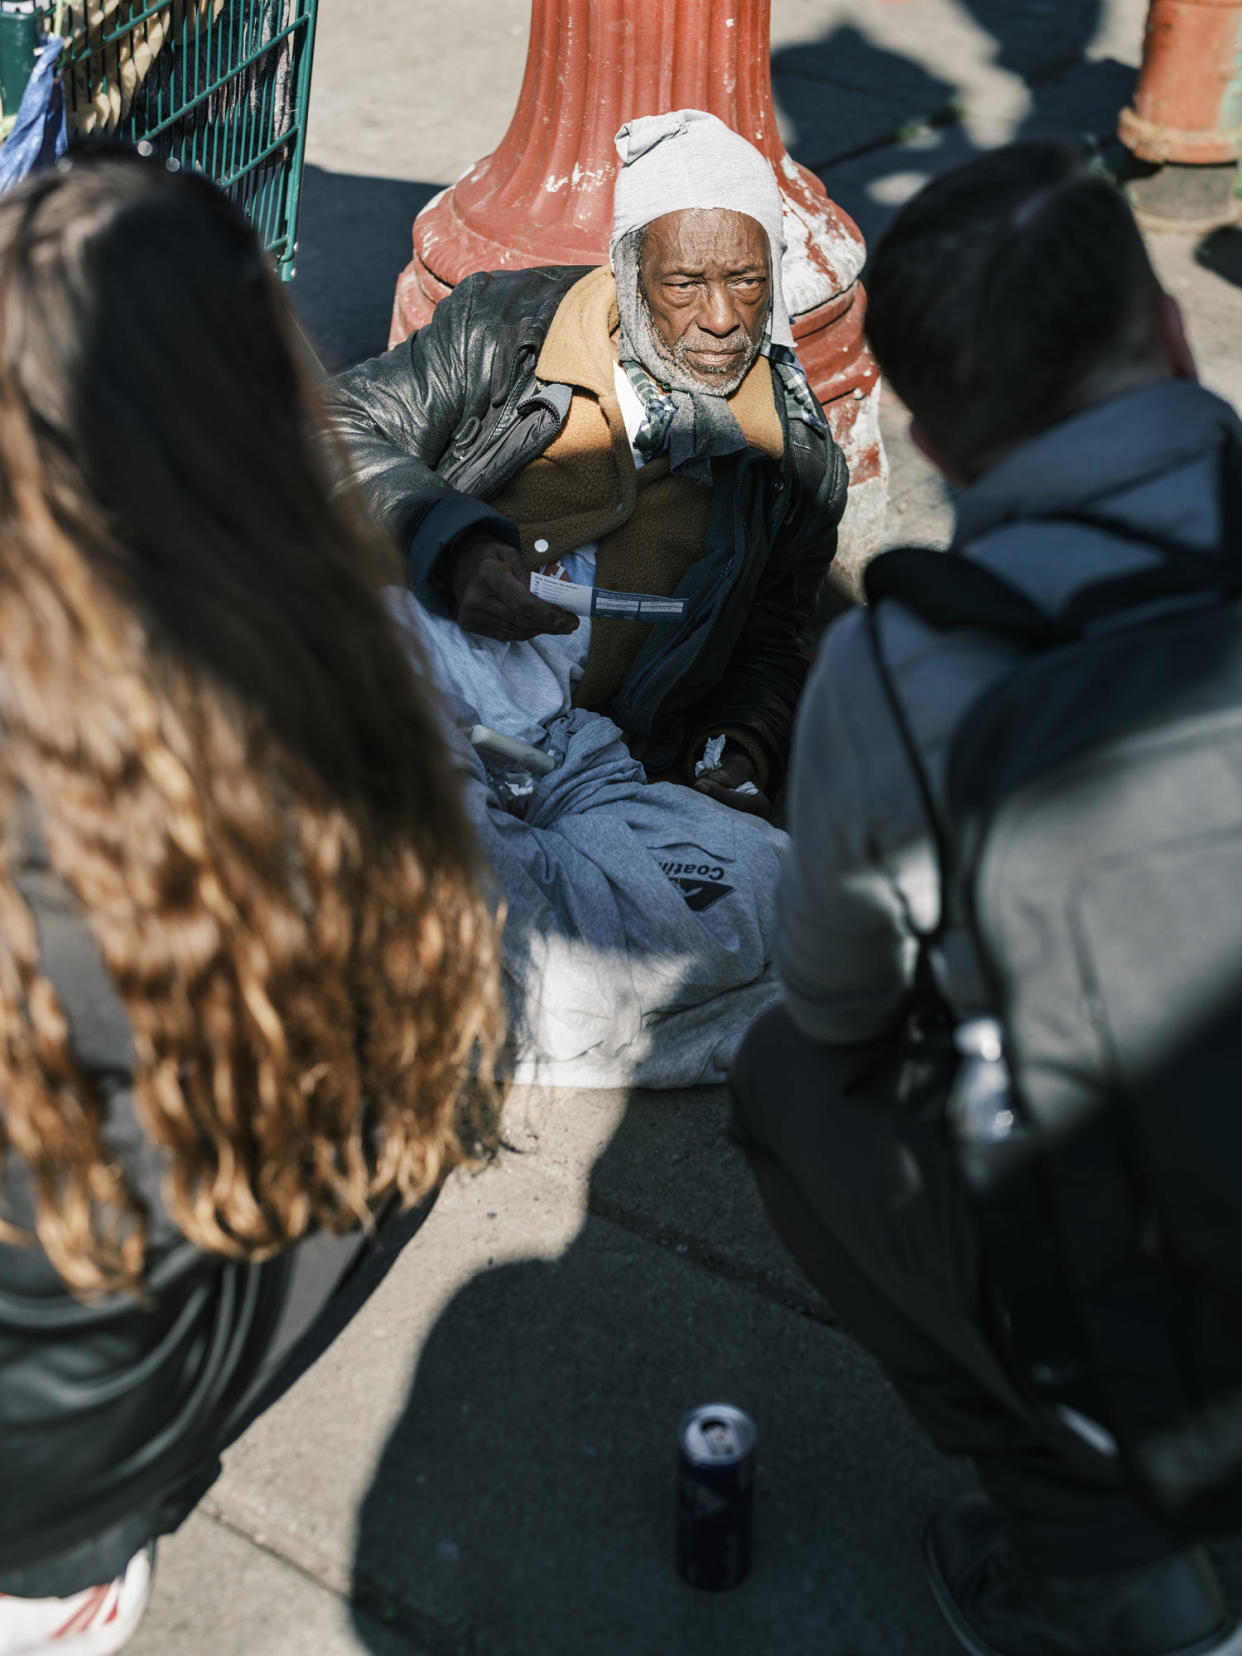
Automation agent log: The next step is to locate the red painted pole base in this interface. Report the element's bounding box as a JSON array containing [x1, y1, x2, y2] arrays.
[[1120, 0, 1242, 164], [389, 0, 888, 578]]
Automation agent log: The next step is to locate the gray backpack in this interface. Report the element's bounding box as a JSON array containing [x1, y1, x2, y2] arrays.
[[864, 435, 1242, 1535]]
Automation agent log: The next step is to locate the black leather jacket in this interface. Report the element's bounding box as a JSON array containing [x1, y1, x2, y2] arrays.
[[0, 807, 293, 1592], [325, 265, 849, 784]]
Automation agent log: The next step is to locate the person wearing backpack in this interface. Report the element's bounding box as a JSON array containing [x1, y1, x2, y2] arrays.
[[729, 141, 1242, 1656]]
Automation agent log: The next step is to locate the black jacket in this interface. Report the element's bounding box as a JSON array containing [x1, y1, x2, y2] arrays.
[[325, 266, 848, 785], [0, 800, 411, 1597], [0, 807, 294, 1592]]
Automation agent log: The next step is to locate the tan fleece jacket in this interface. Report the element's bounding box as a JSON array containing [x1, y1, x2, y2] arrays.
[[487, 267, 784, 743]]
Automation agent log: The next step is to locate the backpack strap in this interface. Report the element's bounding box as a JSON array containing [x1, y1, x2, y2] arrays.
[[863, 595, 977, 1034], [1047, 422, 1242, 585], [866, 429, 1242, 644], [1040, 437, 1242, 635], [863, 593, 953, 952], [865, 532, 1234, 647], [864, 545, 1052, 644]]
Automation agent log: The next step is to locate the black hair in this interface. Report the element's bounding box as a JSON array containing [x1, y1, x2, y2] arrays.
[[865, 142, 1167, 473]]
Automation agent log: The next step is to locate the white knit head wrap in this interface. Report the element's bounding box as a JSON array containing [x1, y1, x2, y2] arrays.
[[610, 108, 792, 349]]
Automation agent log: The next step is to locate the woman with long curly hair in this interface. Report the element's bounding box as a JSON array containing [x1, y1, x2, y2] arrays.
[[0, 150, 501, 1653]]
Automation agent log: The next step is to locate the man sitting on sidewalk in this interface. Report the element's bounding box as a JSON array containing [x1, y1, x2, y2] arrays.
[[731, 143, 1242, 1655], [322, 111, 849, 1087], [326, 108, 846, 819]]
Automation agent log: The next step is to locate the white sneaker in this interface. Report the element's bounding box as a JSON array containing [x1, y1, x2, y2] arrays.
[[0, 1544, 154, 1656]]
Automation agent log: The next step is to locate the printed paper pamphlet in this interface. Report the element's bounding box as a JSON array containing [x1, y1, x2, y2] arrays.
[[530, 572, 686, 622]]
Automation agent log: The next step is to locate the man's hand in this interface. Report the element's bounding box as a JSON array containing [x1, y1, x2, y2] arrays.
[[693, 739, 773, 820], [441, 533, 579, 642]]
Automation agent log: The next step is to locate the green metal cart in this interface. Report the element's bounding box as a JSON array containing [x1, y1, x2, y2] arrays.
[[0, 0, 318, 279]]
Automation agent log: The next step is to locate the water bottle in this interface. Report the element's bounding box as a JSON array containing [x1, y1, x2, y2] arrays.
[[945, 1018, 1016, 1145]]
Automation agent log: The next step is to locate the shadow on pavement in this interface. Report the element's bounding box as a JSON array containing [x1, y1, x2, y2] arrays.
[[288, 163, 441, 374], [771, 0, 1136, 250], [1197, 227, 1242, 292], [346, 1095, 966, 1656]]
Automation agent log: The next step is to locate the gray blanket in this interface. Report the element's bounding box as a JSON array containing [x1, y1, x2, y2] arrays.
[[388, 588, 785, 1087]]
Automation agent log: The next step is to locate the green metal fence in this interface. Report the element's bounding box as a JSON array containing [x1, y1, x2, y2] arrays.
[[55, 0, 318, 278]]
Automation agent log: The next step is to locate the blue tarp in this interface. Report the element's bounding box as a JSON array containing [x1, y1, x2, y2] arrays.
[[0, 33, 66, 196]]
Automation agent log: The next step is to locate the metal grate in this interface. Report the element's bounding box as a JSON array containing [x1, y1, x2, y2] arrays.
[[58, 0, 318, 278]]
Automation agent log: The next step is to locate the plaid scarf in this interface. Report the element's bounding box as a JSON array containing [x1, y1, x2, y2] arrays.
[[619, 341, 826, 468]]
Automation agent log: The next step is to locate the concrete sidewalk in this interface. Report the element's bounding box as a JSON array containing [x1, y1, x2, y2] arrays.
[[130, 4, 1242, 1650]]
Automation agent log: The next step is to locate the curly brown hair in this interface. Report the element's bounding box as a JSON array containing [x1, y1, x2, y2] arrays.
[[0, 151, 502, 1295]]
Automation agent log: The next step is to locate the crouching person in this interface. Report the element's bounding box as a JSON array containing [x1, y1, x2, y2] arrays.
[[732, 143, 1242, 1655], [0, 152, 499, 1652]]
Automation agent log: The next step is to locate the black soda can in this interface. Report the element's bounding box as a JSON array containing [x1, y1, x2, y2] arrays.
[[675, 1403, 757, 1590]]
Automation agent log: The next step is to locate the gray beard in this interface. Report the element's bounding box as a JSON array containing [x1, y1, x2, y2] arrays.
[[611, 230, 774, 482], [630, 290, 764, 397]]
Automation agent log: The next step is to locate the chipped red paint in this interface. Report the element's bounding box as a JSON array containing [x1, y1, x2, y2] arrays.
[[1120, 0, 1242, 164], [388, 0, 879, 432]]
